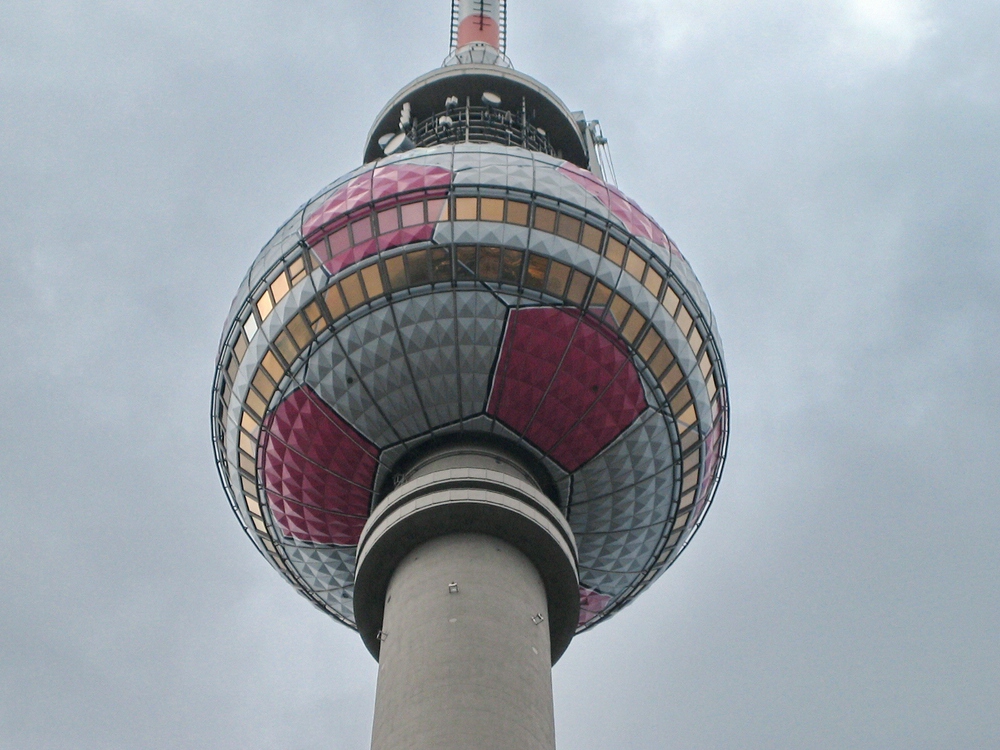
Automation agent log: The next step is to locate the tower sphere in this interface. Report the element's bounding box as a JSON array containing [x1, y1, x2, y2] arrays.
[[211, 4, 729, 655]]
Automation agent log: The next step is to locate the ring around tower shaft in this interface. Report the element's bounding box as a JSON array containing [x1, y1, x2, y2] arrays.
[[354, 444, 579, 750]]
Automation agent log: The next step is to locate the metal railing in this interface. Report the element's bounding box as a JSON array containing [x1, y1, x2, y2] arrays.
[[408, 104, 555, 155]]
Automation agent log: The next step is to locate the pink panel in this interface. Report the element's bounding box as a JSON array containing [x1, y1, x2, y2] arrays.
[[325, 238, 379, 276], [558, 163, 675, 253], [579, 587, 612, 625], [258, 387, 379, 545], [487, 307, 647, 472], [303, 164, 451, 241]]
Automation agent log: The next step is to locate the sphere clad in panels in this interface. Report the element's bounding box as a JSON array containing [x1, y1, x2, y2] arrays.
[[212, 74, 728, 633]]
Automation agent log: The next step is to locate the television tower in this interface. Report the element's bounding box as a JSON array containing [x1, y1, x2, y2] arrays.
[[212, 2, 729, 748]]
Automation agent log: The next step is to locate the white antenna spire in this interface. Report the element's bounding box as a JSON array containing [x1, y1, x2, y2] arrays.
[[450, 0, 507, 55]]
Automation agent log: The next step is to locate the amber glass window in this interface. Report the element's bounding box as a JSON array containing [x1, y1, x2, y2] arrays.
[[479, 246, 502, 281], [456, 246, 477, 279], [624, 251, 646, 281], [557, 214, 581, 242], [431, 247, 451, 281], [245, 389, 268, 420], [637, 328, 662, 361], [360, 264, 384, 298], [605, 237, 626, 266], [273, 331, 298, 366], [622, 311, 646, 344], [524, 253, 548, 290], [590, 282, 612, 307], [662, 287, 680, 317], [270, 272, 290, 304], [500, 248, 523, 283], [581, 223, 603, 252], [325, 285, 347, 319], [659, 362, 682, 394], [676, 306, 693, 336], [288, 257, 307, 285], [385, 255, 407, 290], [647, 344, 674, 379], [533, 206, 556, 233], [688, 326, 703, 355], [566, 271, 590, 305], [546, 261, 570, 296], [455, 197, 478, 221], [506, 201, 529, 226], [344, 274, 369, 309], [644, 268, 663, 298], [286, 315, 311, 349], [256, 292, 274, 321], [609, 295, 630, 327], [480, 198, 505, 222], [304, 301, 328, 334], [405, 250, 431, 285]]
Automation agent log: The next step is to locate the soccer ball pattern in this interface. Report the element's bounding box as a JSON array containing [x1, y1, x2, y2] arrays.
[[212, 143, 728, 631]]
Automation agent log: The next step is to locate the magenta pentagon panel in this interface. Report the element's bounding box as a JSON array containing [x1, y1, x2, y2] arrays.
[[487, 307, 647, 472], [304, 163, 452, 275], [558, 162, 672, 253], [259, 386, 379, 546]]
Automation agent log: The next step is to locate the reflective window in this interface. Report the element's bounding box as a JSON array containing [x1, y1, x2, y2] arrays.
[[479, 246, 502, 281], [456, 245, 476, 279], [325, 286, 347, 319], [350, 216, 373, 243], [431, 248, 451, 281], [256, 292, 274, 321], [455, 197, 478, 221], [662, 288, 680, 317], [378, 207, 399, 234], [546, 261, 571, 296], [500, 248, 523, 283], [525, 253, 548, 290], [605, 237, 626, 266], [405, 250, 431, 286], [557, 214, 581, 242], [270, 272, 290, 305], [480, 197, 505, 222], [688, 326, 703, 354], [428, 198, 449, 222], [624, 251, 645, 281], [581, 223, 603, 252], [533, 206, 556, 233], [401, 201, 424, 227], [506, 200, 529, 226], [385, 255, 407, 290], [566, 270, 590, 305], [621, 310, 646, 344], [643, 268, 663, 298], [361, 264, 384, 298]]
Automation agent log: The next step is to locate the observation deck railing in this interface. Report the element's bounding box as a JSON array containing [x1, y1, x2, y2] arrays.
[[408, 105, 556, 156]]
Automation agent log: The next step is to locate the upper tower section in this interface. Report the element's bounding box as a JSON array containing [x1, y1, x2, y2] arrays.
[[363, 1, 591, 171]]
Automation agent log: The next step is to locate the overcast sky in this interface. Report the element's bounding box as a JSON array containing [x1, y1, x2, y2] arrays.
[[1, 1, 998, 748]]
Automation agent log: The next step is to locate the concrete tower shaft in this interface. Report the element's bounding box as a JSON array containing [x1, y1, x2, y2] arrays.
[[354, 444, 578, 750]]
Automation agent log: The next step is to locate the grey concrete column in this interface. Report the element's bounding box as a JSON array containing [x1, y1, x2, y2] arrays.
[[354, 444, 579, 750], [372, 533, 555, 750]]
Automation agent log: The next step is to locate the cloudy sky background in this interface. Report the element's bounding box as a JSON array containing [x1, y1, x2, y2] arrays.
[[2, 0, 998, 747]]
